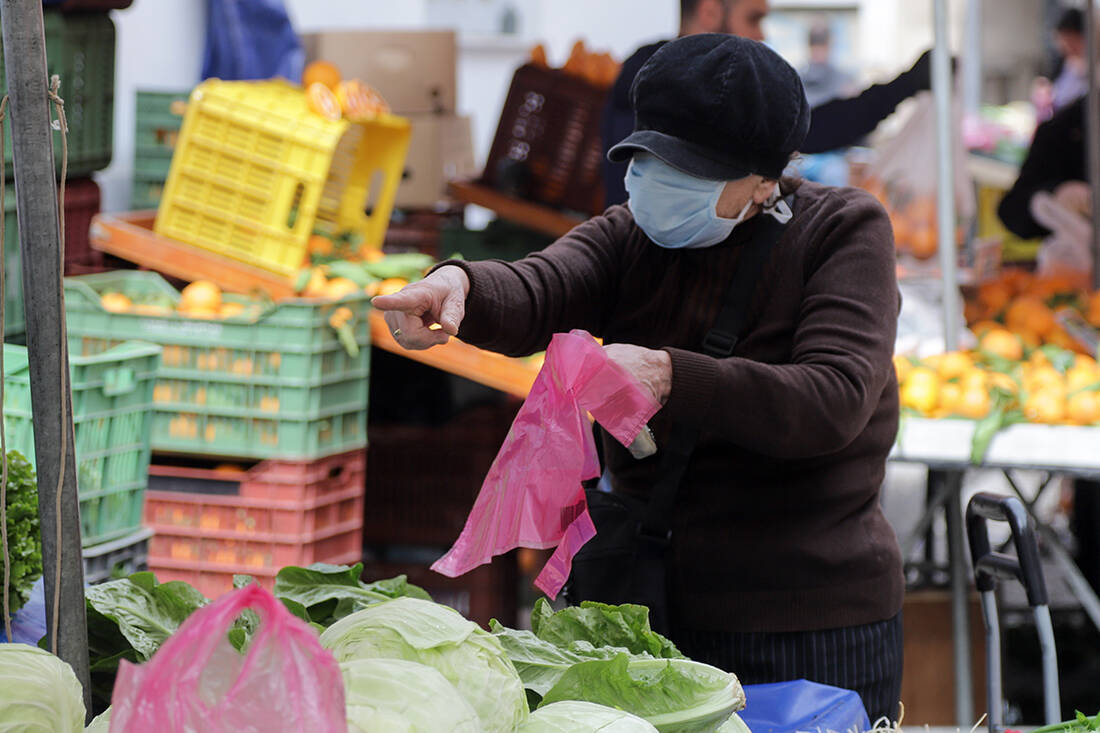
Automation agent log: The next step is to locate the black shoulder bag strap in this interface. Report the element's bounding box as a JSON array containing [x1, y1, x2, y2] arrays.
[[636, 198, 792, 544]]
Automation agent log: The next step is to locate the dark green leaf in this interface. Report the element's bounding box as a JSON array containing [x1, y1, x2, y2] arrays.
[[84, 574, 208, 660]]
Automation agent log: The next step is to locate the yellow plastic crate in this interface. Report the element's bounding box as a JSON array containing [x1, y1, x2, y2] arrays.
[[154, 79, 411, 277]]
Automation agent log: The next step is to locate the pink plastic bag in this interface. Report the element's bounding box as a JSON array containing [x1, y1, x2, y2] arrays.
[[110, 584, 347, 733], [432, 330, 661, 598]]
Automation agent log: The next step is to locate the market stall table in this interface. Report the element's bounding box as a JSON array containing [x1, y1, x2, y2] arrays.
[[891, 417, 1100, 721]]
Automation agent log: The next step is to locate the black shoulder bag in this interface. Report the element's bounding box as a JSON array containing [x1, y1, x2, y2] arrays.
[[564, 206, 790, 635]]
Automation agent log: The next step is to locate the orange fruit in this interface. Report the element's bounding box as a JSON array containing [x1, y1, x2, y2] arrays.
[[302, 60, 342, 91], [131, 303, 172, 316], [936, 351, 973, 381], [1067, 391, 1100, 425], [938, 382, 963, 415], [363, 281, 381, 297], [359, 246, 385, 263], [1024, 365, 1064, 393], [219, 302, 246, 319], [1005, 296, 1057, 338], [1024, 388, 1066, 423], [308, 234, 334, 257], [890, 214, 912, 252], [900, 366, 940, 414], [1067, 366, 1100, 392], [336, 79, 389, 120], [306, 82, 342, 121], [893, 354, 913, 383], [302, 267, 329, 298], [977, 281, 1013, 315], [979, 328, 1023, 361], [322, 277, 360, 301], [180, 280, 222, 313], [957, 385, 992, 419], [909, 227, 938, 260], [970, 320, 1003, 338], [376, 277, 409, 297], [988, 371, 1019, 395], [100, 292, 132, 313]]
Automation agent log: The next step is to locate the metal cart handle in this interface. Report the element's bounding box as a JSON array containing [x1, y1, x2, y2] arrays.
[[966, 492, 1047, 607], [965, 492, 1061, 733]]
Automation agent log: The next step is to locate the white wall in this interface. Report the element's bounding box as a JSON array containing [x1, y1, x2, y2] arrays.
[[97, 2, 205, 212]]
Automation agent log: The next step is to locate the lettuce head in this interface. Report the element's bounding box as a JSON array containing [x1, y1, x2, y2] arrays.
[[341, 658, 480, 732], [520, 700, 659, 732], [0, 643, 85, 732], [320, 596, 527, 733]]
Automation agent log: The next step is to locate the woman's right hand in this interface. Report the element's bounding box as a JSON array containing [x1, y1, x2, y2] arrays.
[[371, 265, 470, 350]]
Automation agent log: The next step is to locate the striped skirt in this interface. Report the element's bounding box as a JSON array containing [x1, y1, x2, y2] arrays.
[[676, 613, 904, 725]]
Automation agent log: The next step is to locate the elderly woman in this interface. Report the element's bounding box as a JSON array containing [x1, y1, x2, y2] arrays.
[[374, 34, 904, 722]]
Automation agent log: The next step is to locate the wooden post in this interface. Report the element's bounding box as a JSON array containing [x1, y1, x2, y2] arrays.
[[0, 0, 91, 714]]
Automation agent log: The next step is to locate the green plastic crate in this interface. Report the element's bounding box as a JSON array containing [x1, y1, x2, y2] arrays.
[[1, 184, 24, 340], [133, 89, 187, 175], [130, 174, 166, 210], [0, 11, 115, 177], [64, 271, 371, 461], [2, 340, 161, 546]]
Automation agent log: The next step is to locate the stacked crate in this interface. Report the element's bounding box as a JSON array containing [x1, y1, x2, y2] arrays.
[[63, 270, 372, 597], [3, 341, 161, 581], [0, 9, 116, 338], [143, 451, 365, 598], [130, 90, 188, 211]]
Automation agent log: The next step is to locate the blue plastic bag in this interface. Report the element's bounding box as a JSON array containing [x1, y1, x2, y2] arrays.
[[202, 0, 304, 82], [740, 680, 871, 733], [1, 577, 46, 646]]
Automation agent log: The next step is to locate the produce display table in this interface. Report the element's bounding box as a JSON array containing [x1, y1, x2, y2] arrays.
[[890, 417, 1100, 718]]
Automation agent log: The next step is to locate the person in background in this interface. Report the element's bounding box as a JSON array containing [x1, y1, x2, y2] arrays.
[[375, 34, 904, 722], [799, 18, 857, 107], [1052, 7, 1088, 112], [601, 0, 936, 206], [998, 91, 1100, 598], [998, 94, 1090, 241]]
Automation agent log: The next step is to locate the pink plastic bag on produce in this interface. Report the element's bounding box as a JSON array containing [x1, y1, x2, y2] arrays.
[[432, 329, 661, 598], [110, 584, 347, 733]]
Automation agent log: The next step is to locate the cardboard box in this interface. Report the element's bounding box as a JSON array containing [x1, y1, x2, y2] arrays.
[[301, 30, 456, 114], [395, 113, 476, 209]]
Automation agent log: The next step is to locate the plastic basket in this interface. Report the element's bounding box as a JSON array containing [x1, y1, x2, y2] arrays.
[[154, 79, 411, 278], [0, 11, 115, 177], [2, 340, 161, 546], [83, 527, 153, 584], [480, 63, 609, 216], [64, 270, 371, 461], [147, 450, 364, 599], [130, 174, 167, 211]]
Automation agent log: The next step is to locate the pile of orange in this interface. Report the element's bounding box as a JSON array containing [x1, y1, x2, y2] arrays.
[[861, 178, 960, 261], [296, 265, 405, 299], [100, 281, 252, 320], [303, 60, 390, 122], [965, 269, 1099, 353], [896, 336, 1100, 426], [529, 40, 619, 89]]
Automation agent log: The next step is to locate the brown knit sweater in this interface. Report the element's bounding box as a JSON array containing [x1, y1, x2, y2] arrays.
[[446, 181, 903, 633]]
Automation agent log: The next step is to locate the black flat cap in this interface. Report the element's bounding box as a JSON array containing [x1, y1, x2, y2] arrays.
[[609, 33, 811, 180]]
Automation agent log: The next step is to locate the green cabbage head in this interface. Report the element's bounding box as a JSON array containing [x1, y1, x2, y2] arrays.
[[520, 700, 659, 732], [85, 707, 111, 733], [320, 596, 528, 733], [341, 658, 480, 732], [0, 643, 85, 732]]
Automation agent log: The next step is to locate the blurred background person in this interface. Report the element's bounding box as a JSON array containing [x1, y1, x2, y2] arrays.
[[1051, 7, 1088, 112], [601, 0, 936, 204], [799, 17, 857, 108]]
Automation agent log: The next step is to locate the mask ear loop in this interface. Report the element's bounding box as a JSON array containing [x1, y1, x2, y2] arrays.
[[761, 186, 793, 224]]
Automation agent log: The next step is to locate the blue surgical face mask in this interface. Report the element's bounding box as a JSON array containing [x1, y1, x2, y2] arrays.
[[624, 153, 753, 249]]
